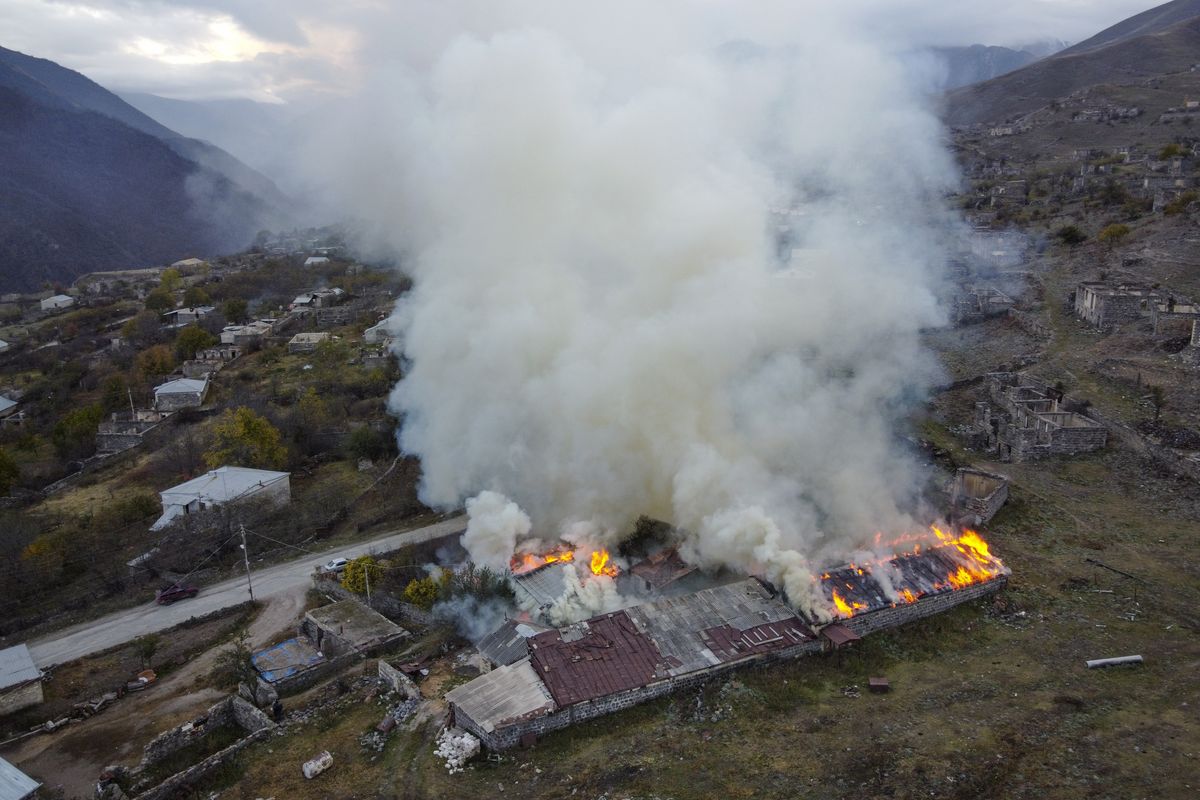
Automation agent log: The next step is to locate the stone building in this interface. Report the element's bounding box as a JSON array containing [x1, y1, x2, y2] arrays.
[[949, 467, 1010, 526], [972, 373, 1107, 462], [1074, 282, 1160, 330], [150, 466, 291, 531], [288, 332, 331, 354], [1149, 297, 1200, 336], [153, 376, 209, 411], [0, 644, 43, 717], [447, 565, 1006, 751]]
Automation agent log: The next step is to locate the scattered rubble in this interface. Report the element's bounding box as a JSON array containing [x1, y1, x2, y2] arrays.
[[435, 728, 481, 774]]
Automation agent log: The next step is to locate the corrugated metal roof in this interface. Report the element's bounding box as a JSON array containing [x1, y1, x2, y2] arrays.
[[626, 579, 813, 676], [529, 612, 661, 708], [446, 658, 555, 732], [0, 757, 39, 800], [0, 645, 41, 691], [629, 549, 697, 590], [154, 377, 207, 395], [477, 619, 553, 667], [512, 564, 570, 609]]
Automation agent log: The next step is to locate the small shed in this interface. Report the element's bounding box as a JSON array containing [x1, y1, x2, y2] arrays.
[[0, 396, 17, 421], [0, 645, 43, 717]]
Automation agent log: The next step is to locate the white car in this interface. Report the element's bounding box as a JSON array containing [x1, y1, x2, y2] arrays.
[[323, 557, 349, 573]]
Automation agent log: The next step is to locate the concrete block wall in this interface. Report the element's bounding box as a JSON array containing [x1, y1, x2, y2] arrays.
[[0, 680, 43, 717], [842, 578, 1004, 638], [1048, 426, 1107, 455], [465, 638, 824, 751]]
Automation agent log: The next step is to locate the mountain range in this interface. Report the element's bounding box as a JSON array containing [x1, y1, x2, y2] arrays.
[[944, 0, 1200, 125], [0, 46, 292, 292]]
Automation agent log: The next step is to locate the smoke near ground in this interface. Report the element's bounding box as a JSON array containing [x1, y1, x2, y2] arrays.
[[319, 4, 962, 618]]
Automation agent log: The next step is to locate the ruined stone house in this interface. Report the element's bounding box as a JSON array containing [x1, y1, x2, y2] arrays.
[[949, 467, 1010, 526], [972, 373, 1107, 462], [1074, 282, 1160, 330], [1150, 297, 1200, 336]]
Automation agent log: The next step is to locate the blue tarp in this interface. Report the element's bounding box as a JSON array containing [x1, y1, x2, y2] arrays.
[[251, 637, 325, 683]]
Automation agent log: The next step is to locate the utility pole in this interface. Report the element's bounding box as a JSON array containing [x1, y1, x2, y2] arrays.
[[128, 388, 136, 418], [364, 560, 371, 607], [239, 524, 255, 603]]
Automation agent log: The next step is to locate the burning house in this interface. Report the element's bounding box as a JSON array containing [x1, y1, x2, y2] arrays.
[[449, 527, 1008, 751]]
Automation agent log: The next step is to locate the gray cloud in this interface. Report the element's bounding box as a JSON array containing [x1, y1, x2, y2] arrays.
[[0, 1, 1174, 101]]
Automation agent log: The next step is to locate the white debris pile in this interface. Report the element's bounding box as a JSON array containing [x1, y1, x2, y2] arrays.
[[434, 728, 480, 774]]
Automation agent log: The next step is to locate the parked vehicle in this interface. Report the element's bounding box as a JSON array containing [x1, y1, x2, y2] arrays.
[[323, 557, 349, 573], [155, 584, 199, 605]]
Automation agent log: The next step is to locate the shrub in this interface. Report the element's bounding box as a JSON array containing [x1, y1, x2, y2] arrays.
[[342, 555, 384, 594], [1055, 225, 1087, 246]]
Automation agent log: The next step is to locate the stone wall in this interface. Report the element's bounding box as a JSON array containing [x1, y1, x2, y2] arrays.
[[1048, 425, 1108, 456], [378, 661, 420, 699], [459, 638, 824, 751], [0, 680, 43, 717], [129, 696, 273, 800], [313, 578, 437, 628], [155, 391, 203, 412], [842, 578, 1004, 638]]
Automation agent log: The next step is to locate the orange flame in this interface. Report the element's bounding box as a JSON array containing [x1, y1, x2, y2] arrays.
[[822, 525, 1005, 619], [590, 548, 619, 578], [510, 545, 575, 575]]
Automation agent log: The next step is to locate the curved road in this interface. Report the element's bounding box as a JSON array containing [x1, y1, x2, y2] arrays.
[[28, 516, 466, 668]]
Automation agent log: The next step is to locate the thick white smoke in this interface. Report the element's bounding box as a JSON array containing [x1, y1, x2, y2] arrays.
[[320, 4, 961, 617]]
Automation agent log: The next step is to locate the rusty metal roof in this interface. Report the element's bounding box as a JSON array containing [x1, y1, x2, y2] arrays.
[[819, 623, 861, 647], [528, 612, 661, 708], [629, 548, 697, 590]]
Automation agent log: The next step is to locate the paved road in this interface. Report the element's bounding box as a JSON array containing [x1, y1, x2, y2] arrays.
[[27, 516, 466, 668]]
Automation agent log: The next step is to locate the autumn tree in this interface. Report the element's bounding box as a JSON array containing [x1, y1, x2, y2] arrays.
[[402, 575, 440, 610], [159, 267, 183, 292], [174, 325, 217, 360], [135, 344, 176, 379], [1098, 223, 1130, 249], [182, 286, 211, 307], [342, 555, 384, 595], [144, 287, 175, 313], [222, 298, 249, 324], [121, 310, 165, 348], [51, 403, 103, 459], [205, 407, 288, 469]]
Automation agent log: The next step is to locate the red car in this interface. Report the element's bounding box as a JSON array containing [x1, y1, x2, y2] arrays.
[[155, 584, 199, 605]]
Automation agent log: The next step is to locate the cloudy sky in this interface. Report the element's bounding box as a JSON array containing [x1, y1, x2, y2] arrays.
[[0, 0, 1171, 102]]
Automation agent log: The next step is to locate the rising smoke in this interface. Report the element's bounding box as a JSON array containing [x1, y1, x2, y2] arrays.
[[321, 3, 962, 619]]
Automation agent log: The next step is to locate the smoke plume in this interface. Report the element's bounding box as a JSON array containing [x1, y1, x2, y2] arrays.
[[321, 4, 961, 617]]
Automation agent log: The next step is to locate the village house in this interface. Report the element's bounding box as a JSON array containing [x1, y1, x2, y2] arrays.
[[250, 599, 409, 697], [304, 256, 330, 267], [363, 319, 395, 345], [0, 339, 9, 355], [39, 294, 75, 313], [219, 319, 275, 347], [150, 466, 291, 531], [153, 376, 209, 411], [96, 409, 172, 455], [162, 306, 215, 328], [0, 644, 43, 717], [288, 331, 331, 354], [291, 288, 345, 310], [1074, 282, 1160, 330], [171, 257, 208, 270], [198, 344, 242, 362]]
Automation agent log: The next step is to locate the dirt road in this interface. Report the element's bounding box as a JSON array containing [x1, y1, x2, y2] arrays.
[[27, 516, 466, 668]]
